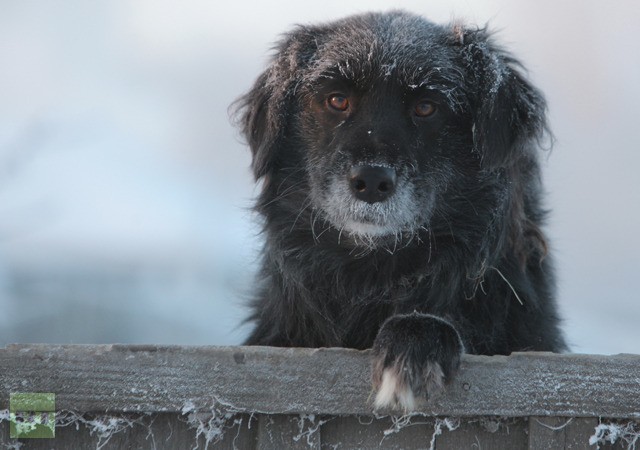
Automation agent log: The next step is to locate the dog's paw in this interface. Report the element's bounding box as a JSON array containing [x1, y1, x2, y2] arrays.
[[371, 312, 464, 411]]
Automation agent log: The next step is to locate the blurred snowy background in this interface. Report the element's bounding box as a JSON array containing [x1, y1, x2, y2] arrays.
[[0, 1, 638, 353]]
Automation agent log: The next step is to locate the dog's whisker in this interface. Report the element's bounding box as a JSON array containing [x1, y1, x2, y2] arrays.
[[310, 209, 321, 242], [263, 181, 308, 207], [315, 223, 333, 240], [289, 196, 313, 234]]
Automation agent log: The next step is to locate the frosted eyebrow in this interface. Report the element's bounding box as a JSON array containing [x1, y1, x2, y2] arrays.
[[403, 71, 467, 112]]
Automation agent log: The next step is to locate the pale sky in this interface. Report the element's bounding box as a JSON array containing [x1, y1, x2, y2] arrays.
[[0, 1, 639, 353]]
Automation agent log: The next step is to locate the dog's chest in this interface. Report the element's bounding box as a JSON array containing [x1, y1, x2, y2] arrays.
[[327, 272, 429, 348]]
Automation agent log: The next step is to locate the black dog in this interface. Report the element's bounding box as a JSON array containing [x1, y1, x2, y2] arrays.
[[235, 10, 566, 410]]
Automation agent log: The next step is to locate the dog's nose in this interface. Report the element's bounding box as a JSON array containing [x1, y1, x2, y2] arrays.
[[349, 165, 397, 204]]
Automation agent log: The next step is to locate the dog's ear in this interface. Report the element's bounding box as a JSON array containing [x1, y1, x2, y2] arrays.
[[233, 29, 318, 179], [452, 24, 548, 169]]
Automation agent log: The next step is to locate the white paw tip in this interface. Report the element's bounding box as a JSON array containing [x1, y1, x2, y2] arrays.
[[374, 368, 416, 411]]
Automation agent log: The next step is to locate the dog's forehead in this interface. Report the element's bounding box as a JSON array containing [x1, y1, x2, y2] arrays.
[[303, 12, 460, 89]]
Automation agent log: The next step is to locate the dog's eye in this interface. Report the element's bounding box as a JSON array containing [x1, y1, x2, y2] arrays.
[[328, 94, 350, 112], [414, 100, 437, 118]]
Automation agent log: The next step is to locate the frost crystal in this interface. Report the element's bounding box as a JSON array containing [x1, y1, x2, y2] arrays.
[[590, 421, 640, 449]]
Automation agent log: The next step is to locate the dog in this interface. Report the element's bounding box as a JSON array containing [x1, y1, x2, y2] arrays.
[[234, 10, 567, 411]]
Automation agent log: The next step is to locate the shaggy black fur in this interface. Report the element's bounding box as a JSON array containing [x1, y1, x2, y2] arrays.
[[234, 10, 567, 409]]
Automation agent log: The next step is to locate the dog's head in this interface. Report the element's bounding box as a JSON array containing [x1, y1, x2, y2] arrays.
[[235, 11, 547, 245]]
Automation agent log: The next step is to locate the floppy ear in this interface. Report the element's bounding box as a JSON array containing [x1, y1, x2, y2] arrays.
[[234, 29, 318, 179], [453, 25, 548, 169]]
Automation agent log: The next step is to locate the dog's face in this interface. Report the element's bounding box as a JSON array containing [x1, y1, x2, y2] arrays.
[[298, 38, 473, 240], [237, 12, 546, 247]]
